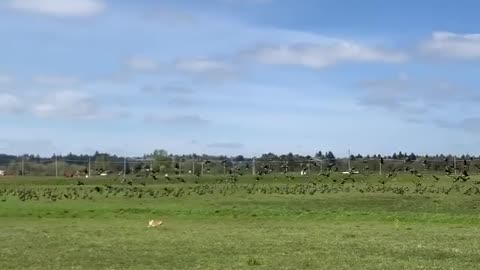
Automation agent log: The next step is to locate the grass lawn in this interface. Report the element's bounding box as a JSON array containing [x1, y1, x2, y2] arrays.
[[1, 175, 480, 269]]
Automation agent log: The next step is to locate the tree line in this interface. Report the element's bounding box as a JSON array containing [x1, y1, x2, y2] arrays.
[[1, 150, 479, 176]]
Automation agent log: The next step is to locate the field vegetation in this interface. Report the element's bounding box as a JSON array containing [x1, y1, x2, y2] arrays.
[[1, 172, 480, 269]]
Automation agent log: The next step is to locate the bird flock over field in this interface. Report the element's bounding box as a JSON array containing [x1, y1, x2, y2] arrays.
[[2, 157, 480, 203]]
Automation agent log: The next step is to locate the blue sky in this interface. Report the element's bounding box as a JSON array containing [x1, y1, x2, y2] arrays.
[[1, 0, 480, 157]]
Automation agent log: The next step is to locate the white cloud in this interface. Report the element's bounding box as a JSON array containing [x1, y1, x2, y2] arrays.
[[175, 57, 236, 83], [126, 55, 160, 72], [434, 117, 480, 134], [420, 31, 480, 59], [144, 113, 210, 126], [357, 75, 480, 126], [252, 42, 408, 68], [167, 96, 196, 107], [7, 0, 106, 17], [144, 7, 196, 26], [141, 84, 194, 95], [176, 58, 233, 74], [34, 75, 79, 87], [0, 93, 22, 113], [33, 90, 99, 119], [0, 75, 13, 84]]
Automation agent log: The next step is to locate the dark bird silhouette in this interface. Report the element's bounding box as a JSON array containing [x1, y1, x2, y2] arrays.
[[177, 177, 186, 183], [445, 166, 454, 175], [320, 171, 330, 178], [451, 175, 469, 182], [327, 162, 335, 170]]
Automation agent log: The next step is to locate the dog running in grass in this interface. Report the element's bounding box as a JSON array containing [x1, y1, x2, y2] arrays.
[[148, 220, 163, 228]]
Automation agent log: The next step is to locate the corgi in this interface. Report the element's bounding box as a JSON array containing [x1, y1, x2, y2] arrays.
[[148, 220, 163, 228]]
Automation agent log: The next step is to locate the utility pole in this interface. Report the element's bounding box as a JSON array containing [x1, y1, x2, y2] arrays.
[[379, 162, 382, 176], [348, 149, 351, 171], [201, 161, 204, 176], [123, 157, 127, 179], [454, 155, 457, 175], [88, 157, 91, 178], [21, 156, 25, 176], [307, 159, 311, 174], [192, 157, 195, 175], [55, 154, 58, 178], [252, 158, 256, 176]]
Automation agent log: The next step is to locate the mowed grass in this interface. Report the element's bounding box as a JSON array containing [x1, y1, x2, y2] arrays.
[[1, 176, 480, 269]]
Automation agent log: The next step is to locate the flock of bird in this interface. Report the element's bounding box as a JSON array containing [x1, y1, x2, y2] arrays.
[[4, 157, 480, 204], [71, 156, 480, 188], [3, 175, 480, 203]]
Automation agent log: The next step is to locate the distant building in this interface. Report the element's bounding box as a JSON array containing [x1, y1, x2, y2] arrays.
[[0, 170, 5, 176]]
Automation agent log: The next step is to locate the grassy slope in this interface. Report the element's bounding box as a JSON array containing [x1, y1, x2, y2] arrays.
[[1, 176, 480, 269]]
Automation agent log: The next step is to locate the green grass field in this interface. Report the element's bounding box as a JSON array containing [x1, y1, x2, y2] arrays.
[[1, 174, 480, 269]]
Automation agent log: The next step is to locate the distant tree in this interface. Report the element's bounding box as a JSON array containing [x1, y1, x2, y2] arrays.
[[261, 153, 278, 160], [153, 149, 169, 157], [392, 153, 398, 159], [94, 154, 108, 171], [315, 151, 324, 158], [234, 155, 245, 162], [408, 153, 417, 161], [326, 151, 336, 162]]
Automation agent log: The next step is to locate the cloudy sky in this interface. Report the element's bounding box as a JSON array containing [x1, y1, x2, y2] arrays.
[[1, 0, 480, 157]]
